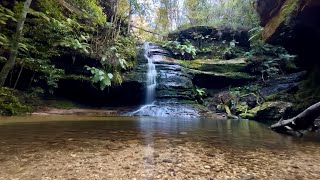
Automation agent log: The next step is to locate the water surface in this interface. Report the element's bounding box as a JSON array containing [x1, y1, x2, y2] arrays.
[[0, 116, 319, 179]]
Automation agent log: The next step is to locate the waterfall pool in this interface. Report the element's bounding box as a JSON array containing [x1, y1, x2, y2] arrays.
[[0, 115, 320, 179]]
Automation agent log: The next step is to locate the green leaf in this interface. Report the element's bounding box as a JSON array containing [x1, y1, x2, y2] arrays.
[[107, 73, 113, 79]]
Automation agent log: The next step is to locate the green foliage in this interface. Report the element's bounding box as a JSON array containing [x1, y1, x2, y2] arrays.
[[0, 4, 16, 49], [0, 33, 9, 47], [249, 26, 264, 44], [100, 45, 129, 70], [163, 40, 197, 60], [0, 87, 31, 116], [114, 36, 137, 69], [194, 86, 207, 104], [231, 84, 264, 105], [223, 39, 241, 60], [0, 5, 16, 25], [89, 36, 137, 89], [70, 0, 106, 26], [245, 43, 297, 80], [1, 0, 138, 95], [57, 35, 91, 54], [181, 0, 258, 29], [85, 66, 114, 90]]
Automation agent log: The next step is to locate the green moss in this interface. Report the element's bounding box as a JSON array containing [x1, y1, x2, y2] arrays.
[[239, 112, 254, 119], [0, 87, 32, 116], [235, 102, 248, 114], [266, 90, 295, 102], [247, 102, 272, 114], [177, 58, 248, 74], [220, 72, 253, 79], [238, 102, 272, 120], [63, 74, 91, 81], [263, 0, 299, 40], [195, 70, 254, 80], [280, 0, 299, 24]]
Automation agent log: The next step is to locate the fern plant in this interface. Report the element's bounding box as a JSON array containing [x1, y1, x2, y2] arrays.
[[194, 86, 207, 104]]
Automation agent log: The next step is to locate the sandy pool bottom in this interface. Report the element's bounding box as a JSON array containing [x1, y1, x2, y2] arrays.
[[0, 137, 319, 180]]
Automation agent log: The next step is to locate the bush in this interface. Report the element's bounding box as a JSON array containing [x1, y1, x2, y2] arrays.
[[162, 40, 197, 60], [245, 43, 297, 81], [0, 87, 31, 116]]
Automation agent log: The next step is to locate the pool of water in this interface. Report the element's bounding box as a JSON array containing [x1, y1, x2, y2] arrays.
[[0, 116, 320, 179]]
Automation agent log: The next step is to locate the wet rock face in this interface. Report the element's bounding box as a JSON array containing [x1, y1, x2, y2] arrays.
[[129, 44, 196, 102], [131, 100, 200, 118], [155, 60, 195, 100], [259, 72, 305, 98]]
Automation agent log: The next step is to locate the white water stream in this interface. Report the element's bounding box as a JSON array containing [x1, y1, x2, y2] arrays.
[[130, 43, 157, 115], [145, 42, 157, 104]]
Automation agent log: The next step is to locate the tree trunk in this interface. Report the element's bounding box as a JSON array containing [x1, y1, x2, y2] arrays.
[[271, 102, 320, 134], [127, 0, 132, 34], [0, 0, 33, 87], [13, 62, 25, 89]]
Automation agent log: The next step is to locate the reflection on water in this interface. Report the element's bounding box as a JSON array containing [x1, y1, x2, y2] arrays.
[[0, 115, 319, 150]]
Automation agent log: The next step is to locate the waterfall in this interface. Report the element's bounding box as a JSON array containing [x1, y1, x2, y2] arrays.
[[144, 42, 157, 104]]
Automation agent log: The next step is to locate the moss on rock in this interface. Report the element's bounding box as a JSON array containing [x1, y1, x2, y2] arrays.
[[240, 101, 293, 121]]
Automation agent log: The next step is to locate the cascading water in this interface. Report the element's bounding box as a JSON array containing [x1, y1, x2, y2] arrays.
[[144, 42, 157, 104], [130, 42, 199, 117], [130, 43, 157, 115]]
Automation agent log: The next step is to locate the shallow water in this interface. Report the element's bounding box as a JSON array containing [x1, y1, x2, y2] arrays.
[[0, 116, 320, 179]]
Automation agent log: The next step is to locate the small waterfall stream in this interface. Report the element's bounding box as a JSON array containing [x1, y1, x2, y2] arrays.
[[130, 42, 199, 117], [144, 43, 157, 104], [130, 43, 158, 115]]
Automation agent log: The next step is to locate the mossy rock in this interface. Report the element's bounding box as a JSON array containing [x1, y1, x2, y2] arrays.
[[177, 58, 247, 73], [236, 102, 249, 114], [241, 101, 293, 121], [193, 69, 254, 80]]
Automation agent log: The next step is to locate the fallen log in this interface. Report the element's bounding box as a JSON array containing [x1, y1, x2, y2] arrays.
[[271, 101, 320, 136]]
